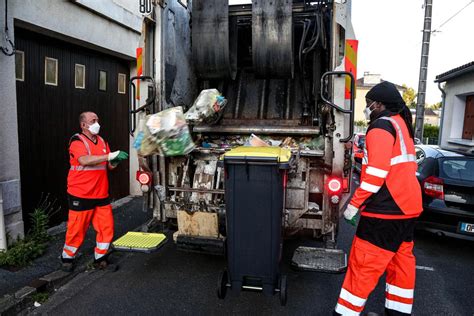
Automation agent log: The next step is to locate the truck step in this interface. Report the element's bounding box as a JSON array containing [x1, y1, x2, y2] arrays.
[[291, 246, 347, 273], [112, 232, 167, 253], [176, 234, 225, 256]]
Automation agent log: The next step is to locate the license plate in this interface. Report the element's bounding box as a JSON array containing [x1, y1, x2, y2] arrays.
[[460, 222, 474, 233]]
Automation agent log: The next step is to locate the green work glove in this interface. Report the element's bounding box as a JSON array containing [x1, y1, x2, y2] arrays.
[[108, 151, 129, 166]]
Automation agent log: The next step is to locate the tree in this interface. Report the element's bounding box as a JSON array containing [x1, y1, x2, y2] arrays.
[[402, 84, 417, 108], [429, 102, 442, 110]]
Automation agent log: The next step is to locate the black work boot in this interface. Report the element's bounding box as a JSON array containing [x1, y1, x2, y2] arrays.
[[61, 258, 75, 273], [93, 258, 118, 272]]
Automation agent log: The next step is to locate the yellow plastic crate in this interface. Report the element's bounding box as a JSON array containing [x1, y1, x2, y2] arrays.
[[113, 232, 167, 253]]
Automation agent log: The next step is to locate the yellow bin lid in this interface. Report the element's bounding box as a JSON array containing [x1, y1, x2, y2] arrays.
[[222, 146, 291, 163]]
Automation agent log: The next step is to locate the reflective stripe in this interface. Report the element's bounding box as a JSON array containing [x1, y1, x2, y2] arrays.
[[340, 289, 366, 307], [97, 136, 107, 152], [63, 244, 78, 253], [74, 134, 107, 155], [62, 251, 74, 259], [379, 117, 407, 155], [96, 242, 110, 250], [385, 299, 412, 314], [386, 283, 414, 299], [70, 165, 107, 171], [366, 166, 389, 178], [391, 154, 416, 166], [362, 148, 368, 165], [62, 244, 78, 259], [335, 303, 360, 316], [378, 117, 416, 167], [360, 181, 381, 193], [95, 252, 106, 260], [76, 134, 91, 155]]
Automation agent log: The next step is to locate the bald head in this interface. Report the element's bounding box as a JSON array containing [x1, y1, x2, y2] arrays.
[[79, 112, 97, 125], [79, 112, 100, 136]]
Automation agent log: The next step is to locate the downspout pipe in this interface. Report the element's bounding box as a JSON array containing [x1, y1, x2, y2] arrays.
[[0, 188, 7, 251], [437, 82, 446, 147]]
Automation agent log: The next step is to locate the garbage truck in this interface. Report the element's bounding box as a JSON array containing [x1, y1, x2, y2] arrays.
[[127, 0, 358, 273]]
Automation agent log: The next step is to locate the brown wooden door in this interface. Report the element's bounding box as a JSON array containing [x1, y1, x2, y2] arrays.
[[15, 28, 130, 228], [463, 95, 474, 140]]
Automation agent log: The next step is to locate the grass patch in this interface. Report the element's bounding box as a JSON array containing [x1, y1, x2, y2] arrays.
[[31, 292, 49, 304], [0, 194, 60, 268]]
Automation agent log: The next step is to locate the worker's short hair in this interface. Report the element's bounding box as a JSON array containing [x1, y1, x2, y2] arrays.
[[79, 111, 94, 124]]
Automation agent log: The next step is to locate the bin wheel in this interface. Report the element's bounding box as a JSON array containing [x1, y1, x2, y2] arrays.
[[279, 274, 287, 306], [217, 269, 228, 299]]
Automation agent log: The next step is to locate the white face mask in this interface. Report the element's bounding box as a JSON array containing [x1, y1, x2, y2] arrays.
[[364, 101, 377, 121], [88, 122, 101, 135]]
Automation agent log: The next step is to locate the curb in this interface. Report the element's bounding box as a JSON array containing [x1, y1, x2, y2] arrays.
[[0, 266, 88, 315], [0, 202, 148, 315]]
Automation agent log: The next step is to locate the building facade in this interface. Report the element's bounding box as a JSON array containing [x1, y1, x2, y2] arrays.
[[435, 61, 474, 154], [354, 72, 406, 122], [0, 0, 145, 246]]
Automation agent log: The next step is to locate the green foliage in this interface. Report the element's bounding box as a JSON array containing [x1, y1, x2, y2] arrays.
[[423, 124, 439, 139], [0, 194, 60, 268], [429, 102, 442, 110], [402, 84, 417, 108], [0, 238, 46, 267], [354, 120, 368, 127], [32, 292, 49, 304]]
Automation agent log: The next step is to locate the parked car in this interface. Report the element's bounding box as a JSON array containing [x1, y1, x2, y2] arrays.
[[415, 145, 474, 241], [352, 133, 365, 173]]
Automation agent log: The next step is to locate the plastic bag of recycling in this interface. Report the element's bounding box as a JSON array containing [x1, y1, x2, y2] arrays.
[[184, 89, 227, 124], [146, 106, 195, 156], [134, 116, 161, 157]]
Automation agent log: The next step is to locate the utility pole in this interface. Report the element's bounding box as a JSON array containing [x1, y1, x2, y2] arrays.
[[415, 0, 433, 141]]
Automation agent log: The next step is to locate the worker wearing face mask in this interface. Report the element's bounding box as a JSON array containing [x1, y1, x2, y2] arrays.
[[334, 82, 422, 316], [61, 111, 128, 272]]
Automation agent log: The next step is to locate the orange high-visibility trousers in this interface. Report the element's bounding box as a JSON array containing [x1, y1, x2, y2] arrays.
[[61, 204, 114, 262], [335, 237, 416, 315]]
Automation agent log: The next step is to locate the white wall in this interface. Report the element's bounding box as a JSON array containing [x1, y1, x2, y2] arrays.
[[440, 72, 474, 148], [12, 0, 142, 60]]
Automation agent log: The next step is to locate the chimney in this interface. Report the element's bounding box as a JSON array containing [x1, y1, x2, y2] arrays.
[[363, 72, 382, 85]]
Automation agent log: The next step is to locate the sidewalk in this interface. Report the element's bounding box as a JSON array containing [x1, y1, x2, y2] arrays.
[[0, 196, 151, 311]]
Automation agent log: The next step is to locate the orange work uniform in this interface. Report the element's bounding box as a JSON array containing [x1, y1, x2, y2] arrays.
[[335, 112, 423, 316], [62, 133, 114, 263]]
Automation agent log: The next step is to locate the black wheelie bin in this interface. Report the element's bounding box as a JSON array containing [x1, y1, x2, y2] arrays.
[[218, 146, 291, 306]]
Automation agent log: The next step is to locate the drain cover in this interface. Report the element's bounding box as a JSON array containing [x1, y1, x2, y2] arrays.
[[291, 246, 347, 273], [113, 232, 167, 253]]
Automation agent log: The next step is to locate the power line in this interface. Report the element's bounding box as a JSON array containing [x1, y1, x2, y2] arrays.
[[432, 0, 474, 32]]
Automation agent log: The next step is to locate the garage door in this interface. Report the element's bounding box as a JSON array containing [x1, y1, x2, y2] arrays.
[[15, 28, 130, 228], [463, 95, 474, 140]]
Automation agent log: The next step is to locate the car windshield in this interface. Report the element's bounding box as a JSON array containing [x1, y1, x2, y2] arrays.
[[439, 158, 474, 182]]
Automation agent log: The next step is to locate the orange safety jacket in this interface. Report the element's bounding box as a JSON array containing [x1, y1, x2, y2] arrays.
[[349, 111, 422, 219], [67, 133, 110, 200]]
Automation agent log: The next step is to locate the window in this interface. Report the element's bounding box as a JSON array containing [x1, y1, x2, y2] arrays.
[[415, 147, 426, 164], [99, 70, 107, 91], [75, 64, 86, 89], [15, 50, 25, 81], [440, 158, 474, 181], [118, 73, 126, 94], [45, 57, 58, 86]]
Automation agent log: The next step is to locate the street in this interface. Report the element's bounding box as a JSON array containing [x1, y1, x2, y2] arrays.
[[34, 214, 474, 315]]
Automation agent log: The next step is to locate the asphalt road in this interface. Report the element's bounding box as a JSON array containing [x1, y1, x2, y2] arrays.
[[32, 218, 474, 315]]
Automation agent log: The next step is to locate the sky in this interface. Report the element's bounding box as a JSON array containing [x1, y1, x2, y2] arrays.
[[229, 0, 474, 105]]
